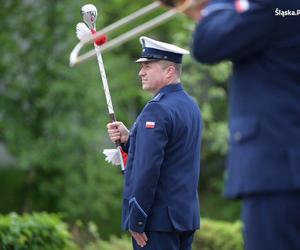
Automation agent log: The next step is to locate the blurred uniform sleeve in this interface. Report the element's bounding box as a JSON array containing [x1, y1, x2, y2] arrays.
[[127, 103, 169, 232], [192, 0, 275, 63]]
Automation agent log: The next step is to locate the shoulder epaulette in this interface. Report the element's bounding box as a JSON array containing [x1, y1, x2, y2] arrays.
[[149, 93, 165, 103]]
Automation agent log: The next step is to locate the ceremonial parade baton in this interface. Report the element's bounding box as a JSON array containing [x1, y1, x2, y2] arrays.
[[69, 0, 202, 66], [76, 4, 126, 173]]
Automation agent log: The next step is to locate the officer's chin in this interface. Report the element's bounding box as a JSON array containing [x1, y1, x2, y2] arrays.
[[141, 81, 148, 89]]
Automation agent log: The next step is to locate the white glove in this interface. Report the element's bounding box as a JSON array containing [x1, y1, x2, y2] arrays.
[[103, 149, 121, 165]]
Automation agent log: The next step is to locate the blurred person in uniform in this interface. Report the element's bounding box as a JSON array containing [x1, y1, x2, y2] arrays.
[[107, 36, 202, 250], [189, 0, 300, 249]]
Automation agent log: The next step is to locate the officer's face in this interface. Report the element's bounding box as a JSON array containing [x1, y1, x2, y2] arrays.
[[138, 61, 167, 94]]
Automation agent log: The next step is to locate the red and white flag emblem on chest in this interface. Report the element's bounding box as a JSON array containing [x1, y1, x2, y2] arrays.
[[145, 121, 155, 129]]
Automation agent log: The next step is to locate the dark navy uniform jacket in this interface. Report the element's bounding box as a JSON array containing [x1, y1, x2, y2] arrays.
[[192, 0, 300, 198], [122, 83, 202, 233]]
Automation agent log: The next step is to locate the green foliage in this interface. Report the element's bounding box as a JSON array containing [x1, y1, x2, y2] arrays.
[[85, 235, 132, 250], [0, 170, 26, 213], [200, 191, 241, 221], [83, 218, 243, 250], [0, 212, 77, 250], [0, 0, 125, 238], [0, 213, 243, 250], [193, 218, 243, 250], [70, 220, 132, 250]]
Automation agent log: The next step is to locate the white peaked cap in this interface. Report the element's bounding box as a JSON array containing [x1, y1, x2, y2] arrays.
[[136, 36, 190, 64]]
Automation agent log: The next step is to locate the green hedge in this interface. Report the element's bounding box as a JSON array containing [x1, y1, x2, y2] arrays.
[[193, 218, 243, 250], [0, 213, 77, 250], [0, 213, 243, 250], [85, 218, 243, 250], [85, 235, 132, 250]]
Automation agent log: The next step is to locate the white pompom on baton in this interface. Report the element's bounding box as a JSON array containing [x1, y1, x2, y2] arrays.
[[77, 4, 126, 172]]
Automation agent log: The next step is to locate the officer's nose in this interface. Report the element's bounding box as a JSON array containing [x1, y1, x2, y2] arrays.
[[139, 68, 145, 77]]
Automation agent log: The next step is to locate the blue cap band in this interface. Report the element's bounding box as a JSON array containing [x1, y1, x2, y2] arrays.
[[140, 47, 182, 64]]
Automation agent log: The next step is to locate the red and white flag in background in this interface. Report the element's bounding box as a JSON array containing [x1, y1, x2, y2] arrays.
[[235, 0, 250, 13]]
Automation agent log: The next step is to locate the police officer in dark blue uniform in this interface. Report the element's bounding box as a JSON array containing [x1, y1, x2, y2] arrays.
[[107, 36, 202, 250], [191, 0, 300, 249]]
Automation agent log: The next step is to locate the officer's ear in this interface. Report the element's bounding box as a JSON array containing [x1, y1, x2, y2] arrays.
[[167, 65, 179, 79], [164, 64, 176, 76], [160, 60, 177, 78]]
